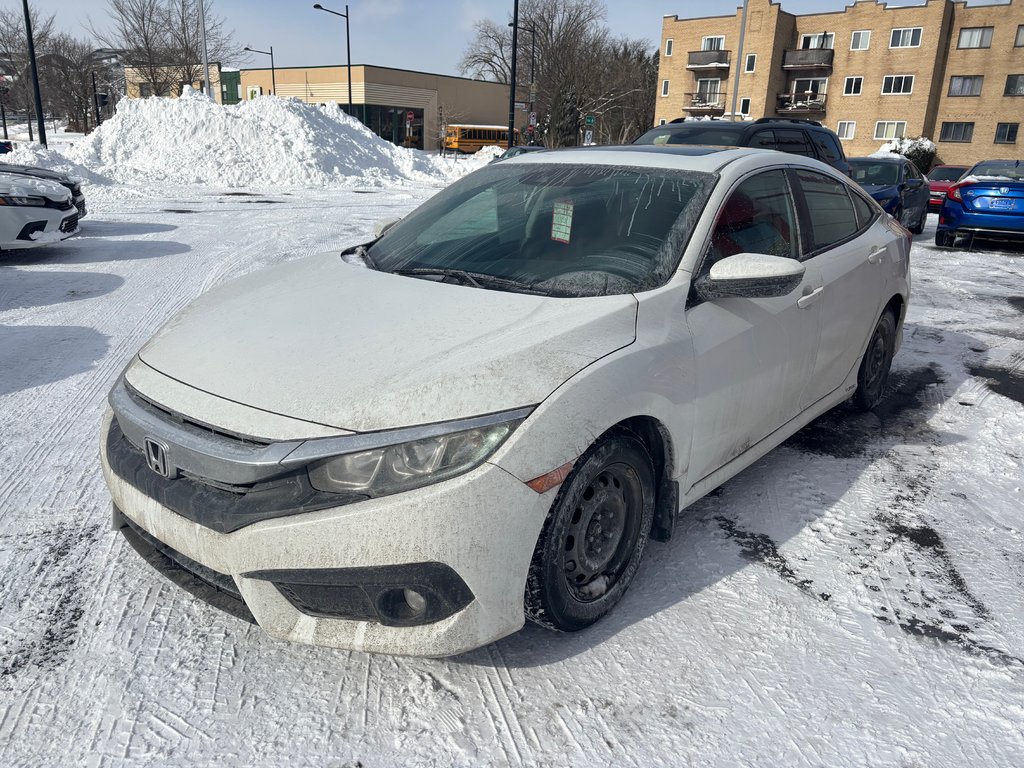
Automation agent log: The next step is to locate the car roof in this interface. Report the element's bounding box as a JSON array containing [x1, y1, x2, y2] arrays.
[[502, 144, 835, 175], [849, 156, 903, 164]]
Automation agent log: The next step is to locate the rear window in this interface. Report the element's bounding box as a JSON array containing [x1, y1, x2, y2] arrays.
[[812, 132, 843, 164], [634, 125, 745, 147], [928, 166, 967, 182], [968, 161, 1024, 181]]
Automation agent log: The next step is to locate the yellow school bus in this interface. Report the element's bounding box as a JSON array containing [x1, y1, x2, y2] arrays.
[[444, 124, 520, 154]]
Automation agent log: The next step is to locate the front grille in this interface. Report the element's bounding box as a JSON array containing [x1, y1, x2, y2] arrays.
[[117, 509, 256, 623], [125, 381, 271, 447], [59, 213, 79, 233]]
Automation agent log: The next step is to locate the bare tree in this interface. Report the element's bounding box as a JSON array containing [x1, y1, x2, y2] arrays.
[[39, 34, 98, 131], [0, 5, 57, 129], [165, 0, 243, 91], [458, 0, 655, 146]]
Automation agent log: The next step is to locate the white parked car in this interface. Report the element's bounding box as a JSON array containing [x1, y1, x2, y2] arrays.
[[0, 172, 79, 251], [101, 147, 911, 657]]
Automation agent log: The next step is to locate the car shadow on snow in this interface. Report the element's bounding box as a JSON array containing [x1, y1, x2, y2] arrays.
[[461, 323, 1024, 669], [0, 324, 110, 396], [0, 268, 124, 312], [2, 236, 191, 265], [71, 220, 178, 237]]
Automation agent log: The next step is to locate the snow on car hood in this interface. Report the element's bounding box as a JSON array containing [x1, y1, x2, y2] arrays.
[[137, 253, 638, 433], [0, 171, 70, 202]]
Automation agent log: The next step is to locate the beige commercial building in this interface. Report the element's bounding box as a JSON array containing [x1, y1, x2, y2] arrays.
[[125, 64, 224, 103], [657, 0, 1024, 164], [239, 65, 509, 151]]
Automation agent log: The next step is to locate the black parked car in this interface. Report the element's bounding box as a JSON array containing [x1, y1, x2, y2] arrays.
[[633, 117, 851, 176]]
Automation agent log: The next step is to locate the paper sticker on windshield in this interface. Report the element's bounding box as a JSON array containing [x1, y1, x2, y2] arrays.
[[551, 200, 574, 243]]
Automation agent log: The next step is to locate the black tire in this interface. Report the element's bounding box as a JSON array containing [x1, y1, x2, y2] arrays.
[[525, 431, 655, 632], [909, 207, 926, 235], [935, 229, 954, 248], [852, 310, 897, 411]]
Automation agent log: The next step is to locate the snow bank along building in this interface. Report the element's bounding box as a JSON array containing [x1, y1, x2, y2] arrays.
[[656, 0, 1024, 164], [239, 65, 508, 151]]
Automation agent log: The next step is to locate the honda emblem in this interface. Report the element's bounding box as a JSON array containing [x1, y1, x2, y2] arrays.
[[143, 437, 174, 478]]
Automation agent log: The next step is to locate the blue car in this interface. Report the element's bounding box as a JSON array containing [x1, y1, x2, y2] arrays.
[[849, 157, 930, 234], [935, 159, 1024, 248]]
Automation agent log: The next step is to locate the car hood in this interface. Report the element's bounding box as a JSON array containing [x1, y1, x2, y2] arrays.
[[0, 163, 75, 185], [137, 253, 639, 433], [0, 171, 71, 202]]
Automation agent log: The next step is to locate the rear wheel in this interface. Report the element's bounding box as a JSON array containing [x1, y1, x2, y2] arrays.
[[525, 432, 655, 632], [935, 229, 955, 248], [852, 310, 897, 411]]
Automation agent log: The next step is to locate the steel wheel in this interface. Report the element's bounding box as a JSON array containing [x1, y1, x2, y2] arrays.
[[852, 310, 896, 411], [525, 432, 655, 632]]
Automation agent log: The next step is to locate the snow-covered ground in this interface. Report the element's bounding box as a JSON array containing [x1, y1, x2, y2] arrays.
[[1, 90, 1022, 763], [1, 179, 1022, 766]]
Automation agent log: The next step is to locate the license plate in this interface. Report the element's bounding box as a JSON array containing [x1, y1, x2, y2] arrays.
[[989, 198, 1015, 210]]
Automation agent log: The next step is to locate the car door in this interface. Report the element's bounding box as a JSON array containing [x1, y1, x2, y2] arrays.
[[685, 169, 823, 485], [791, 169, 886, 408], [903, 162, 928, 221]]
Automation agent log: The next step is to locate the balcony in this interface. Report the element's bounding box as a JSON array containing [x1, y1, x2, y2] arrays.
[[776, 92, 828, 114], [687, 50, 731, 70], [683, 92, 727, 116], [782, 49, 834, 70]]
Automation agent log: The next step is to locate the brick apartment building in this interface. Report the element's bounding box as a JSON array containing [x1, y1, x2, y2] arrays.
[[656, 0, 1024, 164]]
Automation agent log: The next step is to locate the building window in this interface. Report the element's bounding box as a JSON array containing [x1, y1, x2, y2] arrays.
[[702, 36, 725, 51], [792, 77, 827, 97], [659, 119, 667, 126], [948, 76, 984, 96], [665, 39, 673, 56], [882, 75, 914, 94], [1005, 75, 1024, 95], [995, 123, 1019, 143], [837, 121, 856, 140], [844, 76, 863, 95], [939, 122, 974, 142], [890, 28, 922, 48], [874, 121, 907, 140], [851, 30, 871, 50], [1017, 25, 1024, 47], [957, 27, 993, 48], [739, 97, 751, 115], [696, 78, 721, 104], [800, 33, 834, 50], [661, 79, 670, 97], [745, 54, 756, 73]]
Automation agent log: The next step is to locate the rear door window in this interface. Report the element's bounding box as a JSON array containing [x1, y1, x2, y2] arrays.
[[750, 130, 776, 149], [792, 170, 862, 255], [774, 129, 816, 157]]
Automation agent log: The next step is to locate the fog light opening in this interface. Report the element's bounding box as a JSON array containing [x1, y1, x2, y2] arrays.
[[376, 587, 430, 625]]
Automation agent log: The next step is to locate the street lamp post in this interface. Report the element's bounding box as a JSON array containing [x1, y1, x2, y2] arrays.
[[507, 0, 520, 149], [199, 0, 213, 100], [509, 20, 537, 144], [312, 4, 352, 115], [22, 0, 46, 147], [244, 46, 276, 95]]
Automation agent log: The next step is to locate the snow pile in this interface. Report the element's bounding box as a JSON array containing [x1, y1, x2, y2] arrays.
[[880, 136, 937, 156], [22, 88, 479, 189]]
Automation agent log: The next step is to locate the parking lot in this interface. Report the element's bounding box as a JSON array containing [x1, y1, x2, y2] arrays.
[[1, 185, 1023, 766]]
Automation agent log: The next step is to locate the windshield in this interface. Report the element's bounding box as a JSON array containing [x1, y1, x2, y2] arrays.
[[929, 166, 967, 183], [969, 161, 1024, 181], [367, 162, 715, 297], [633, 126, 743, 147], [849, 161, 900, 186]]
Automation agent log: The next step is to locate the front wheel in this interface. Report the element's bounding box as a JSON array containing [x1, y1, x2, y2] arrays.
[[525, 432, 655, 632], [852, 310, 897, 411], [909, 207, 926, 235]]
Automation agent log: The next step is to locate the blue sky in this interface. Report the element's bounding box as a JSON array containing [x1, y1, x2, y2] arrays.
[[25, 0, 1010, 75]]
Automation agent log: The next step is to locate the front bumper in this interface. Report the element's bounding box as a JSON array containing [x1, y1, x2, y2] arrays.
[[100, 409, 553, 657]]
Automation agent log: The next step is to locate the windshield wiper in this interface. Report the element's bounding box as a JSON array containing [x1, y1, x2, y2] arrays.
[[392, 268, 552, 296]]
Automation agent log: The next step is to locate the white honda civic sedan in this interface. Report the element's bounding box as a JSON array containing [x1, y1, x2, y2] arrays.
[[101, 147, 910, 657], [0, 171, 79, 251]]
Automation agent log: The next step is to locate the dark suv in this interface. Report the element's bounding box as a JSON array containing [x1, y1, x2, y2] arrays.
[[633, 118, 850, 176]]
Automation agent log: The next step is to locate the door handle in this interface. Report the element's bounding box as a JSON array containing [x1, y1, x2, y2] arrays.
[[867, 246, 886, 264], [797, 286, 823, 309]]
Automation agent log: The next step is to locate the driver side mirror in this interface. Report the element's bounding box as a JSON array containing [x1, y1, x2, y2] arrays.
[[694, 253, 806, 302]]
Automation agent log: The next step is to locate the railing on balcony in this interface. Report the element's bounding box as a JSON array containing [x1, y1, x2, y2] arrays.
[[686, 50, 731, 69], [776, 92, 828, 114], [683, 92, 727, 115], [782, 49, 834, 69]]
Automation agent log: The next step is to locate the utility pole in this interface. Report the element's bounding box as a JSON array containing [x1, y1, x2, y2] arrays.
[[92, 71, 101, 127], [507, 0, 520, 149], [730, 0, 750, 122], [199, 0, 213, 100], [22, 0, 46, 146]]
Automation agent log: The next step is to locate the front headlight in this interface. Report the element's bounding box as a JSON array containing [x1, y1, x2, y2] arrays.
[[0, 195, 48, 207], [307, 415, 526, 497]]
